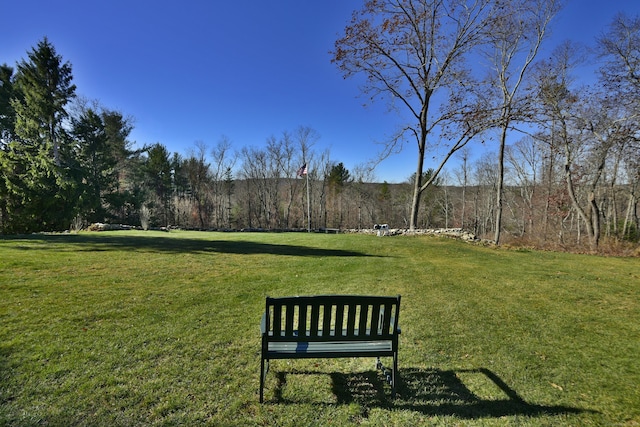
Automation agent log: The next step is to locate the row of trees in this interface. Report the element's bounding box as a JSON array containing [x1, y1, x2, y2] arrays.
[[0, 38, 146, 233], [1, 1, 639, 251], [331, 0, 640, 250], [0, 38, 358, 234]]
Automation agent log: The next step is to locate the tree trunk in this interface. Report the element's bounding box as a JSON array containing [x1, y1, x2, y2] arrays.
[[494, 125, 508, 244], [409, 155, 424, 231], [409, 101, 429, 231], [563, 145, 598, 250]]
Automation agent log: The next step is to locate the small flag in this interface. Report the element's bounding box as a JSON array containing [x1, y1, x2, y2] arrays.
[[297, 163, 308, 176]]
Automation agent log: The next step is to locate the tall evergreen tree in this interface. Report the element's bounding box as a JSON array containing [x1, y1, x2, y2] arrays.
[[326, 162, 350, 228], [13, 37, 76, 166], [0, 38, 76, 232], [143, 143, 173, 226], [327, 162, 350, 189], [71, 108, 113, 222], [100, 110, 143, 223]]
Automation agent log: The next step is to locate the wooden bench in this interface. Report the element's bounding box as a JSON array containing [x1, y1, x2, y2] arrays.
[[260, 295, 401, 402], [320, 227, 340, 234]]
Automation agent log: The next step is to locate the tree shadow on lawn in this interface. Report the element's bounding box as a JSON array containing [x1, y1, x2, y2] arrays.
[[3, 233, 377, 257], [270, 367, 593, 420]]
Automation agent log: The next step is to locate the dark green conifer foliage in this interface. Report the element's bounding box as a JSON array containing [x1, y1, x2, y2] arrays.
[[0, 64, 17, 142], [0, 37, 76, 232], [0, 64, 18, 229]]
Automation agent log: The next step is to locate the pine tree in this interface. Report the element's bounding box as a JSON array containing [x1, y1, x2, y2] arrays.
[[0, 37, 76, 232]]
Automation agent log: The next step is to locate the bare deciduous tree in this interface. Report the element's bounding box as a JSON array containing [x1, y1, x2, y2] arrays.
[[483, 0, 561, 244], [597, 13, 640, 242], [332, 0, 497, 230], [184, 141, 212, 228], [210, 136, 236, 228], [505, 136, 542, 235]]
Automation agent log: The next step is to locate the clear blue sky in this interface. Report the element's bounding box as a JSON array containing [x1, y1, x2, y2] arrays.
[[3, 0, 640, 182]]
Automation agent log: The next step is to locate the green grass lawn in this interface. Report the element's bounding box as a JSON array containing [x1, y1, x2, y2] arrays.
[[1, 230, 638, 426]]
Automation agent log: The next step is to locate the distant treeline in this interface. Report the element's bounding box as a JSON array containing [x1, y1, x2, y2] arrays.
[[1, 38, 638, 251]]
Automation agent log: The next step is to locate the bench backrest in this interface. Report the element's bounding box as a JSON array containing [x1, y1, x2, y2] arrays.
[[264, 295, 400, 342]]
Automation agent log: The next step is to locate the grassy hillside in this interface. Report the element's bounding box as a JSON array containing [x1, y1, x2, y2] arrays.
[[1, 231, 638, 426]]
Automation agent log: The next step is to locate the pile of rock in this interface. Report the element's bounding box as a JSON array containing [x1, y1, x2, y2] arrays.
[[85, 222, 479, 242], [88, 223, 173, 232], [343, 227, 479, 241], [87, 223, 137, 231]]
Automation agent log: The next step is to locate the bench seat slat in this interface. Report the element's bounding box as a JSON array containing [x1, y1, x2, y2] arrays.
[[268, 340, 393, 353]]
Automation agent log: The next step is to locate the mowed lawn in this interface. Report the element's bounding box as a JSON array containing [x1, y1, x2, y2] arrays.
[[0, 231, 638, 426]]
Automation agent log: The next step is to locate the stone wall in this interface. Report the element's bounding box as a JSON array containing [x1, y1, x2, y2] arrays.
[[342, 227, 479, 241]]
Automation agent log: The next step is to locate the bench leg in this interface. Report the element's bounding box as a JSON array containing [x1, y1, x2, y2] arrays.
[[375, 356, 398, 398], [392, 352, 398, 398], [260, 357, 266, 403]]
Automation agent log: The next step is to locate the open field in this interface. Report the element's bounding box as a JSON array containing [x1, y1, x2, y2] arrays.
[[1, 230, 638, 426]]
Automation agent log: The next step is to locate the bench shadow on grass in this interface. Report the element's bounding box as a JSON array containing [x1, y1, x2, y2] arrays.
[[270, 367, 592, 420], [6, 233, 375, 258]]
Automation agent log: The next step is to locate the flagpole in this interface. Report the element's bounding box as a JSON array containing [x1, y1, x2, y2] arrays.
[[306, 163, 311, 232]]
